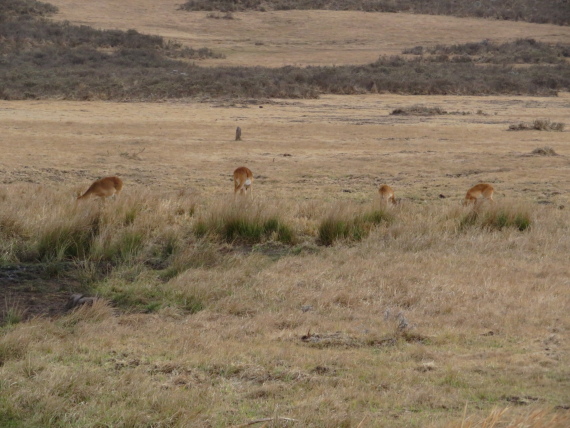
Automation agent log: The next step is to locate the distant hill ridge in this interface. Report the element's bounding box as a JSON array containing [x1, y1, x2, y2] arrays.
[[180, 0, 570, 26], [1, 0, 569, 101]]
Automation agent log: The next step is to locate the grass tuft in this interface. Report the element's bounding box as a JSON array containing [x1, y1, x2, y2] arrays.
[[36, 210, 102, 261], [1, 295, 27, 327], [460, 203, 532, 232], [194, 200, 296, 245], [318, 205, 392, 246]]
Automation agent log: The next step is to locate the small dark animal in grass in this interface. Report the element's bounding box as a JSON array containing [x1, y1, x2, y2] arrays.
[[235, 126, 242, 141], [65, 294, 96, 311], [77, 176, 123, 202]]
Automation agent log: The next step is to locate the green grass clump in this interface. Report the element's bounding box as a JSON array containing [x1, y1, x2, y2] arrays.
[[194, 202, 296, 245], [91, 229, 146, 264], [1, 297, 26, 327], [35, 211, 102, 261], [318, 207, 392, 246], [460, 205, 532, 232]]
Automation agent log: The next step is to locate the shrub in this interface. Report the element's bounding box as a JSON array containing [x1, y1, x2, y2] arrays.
[[530, 147, 559, 156], [391, 105, 447, 116], [509, 120, 565, 131], [0, 0, 57, 18], [532, 119, 565, 131]]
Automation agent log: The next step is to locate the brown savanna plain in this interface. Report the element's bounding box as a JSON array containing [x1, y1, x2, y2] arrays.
[[1, 1, 570, 427]]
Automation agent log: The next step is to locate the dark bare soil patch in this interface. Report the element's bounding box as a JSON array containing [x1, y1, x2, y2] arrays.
[[0, 264, 83, 324]]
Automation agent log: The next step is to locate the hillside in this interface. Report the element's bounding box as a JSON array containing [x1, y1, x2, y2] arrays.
[[48, 0, 570, 67], [2, 0, 570, 100]]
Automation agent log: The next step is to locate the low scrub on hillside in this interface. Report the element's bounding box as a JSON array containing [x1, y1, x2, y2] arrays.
[[0, 0, 57, 17], [403, 38, 570, 64], [0, 0, 222, 58], [2, 1, 570, 100], [2, 50, 569, 100], [179, 0, 570, 26]]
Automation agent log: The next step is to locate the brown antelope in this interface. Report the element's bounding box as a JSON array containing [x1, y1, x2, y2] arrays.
[[233, 167, 253, 197], [379, 184, 397, 205], [463, 183, 494, 206], [77, 176, 123, 202]]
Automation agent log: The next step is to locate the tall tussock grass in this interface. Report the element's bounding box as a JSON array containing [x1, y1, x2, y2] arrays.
[[1, 184, 569, 427], [318, 203, 393, 246], [0, 186, 196, 265], [458, 202, 532, 232], [194, 199, 296, 245]]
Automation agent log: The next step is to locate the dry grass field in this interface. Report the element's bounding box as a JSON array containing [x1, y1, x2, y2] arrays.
[[1, 1, 570, 427]]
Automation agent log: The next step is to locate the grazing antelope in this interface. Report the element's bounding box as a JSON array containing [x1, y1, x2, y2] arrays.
[[77, 176, 123, 202], [379, 184, 397, 205], [233, 167, 253, 197], [463, 183, 494, 206]]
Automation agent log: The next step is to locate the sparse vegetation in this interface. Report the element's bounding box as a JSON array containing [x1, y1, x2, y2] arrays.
[[509, 119, 565, 131], [391, 105, 448, 116], [530, 146, 559, 156], [180, 0, 570, 26]]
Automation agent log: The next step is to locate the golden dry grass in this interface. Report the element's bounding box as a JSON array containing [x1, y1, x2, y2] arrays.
[[1, 181, 569, 426], [1, 3, 570, 426]]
